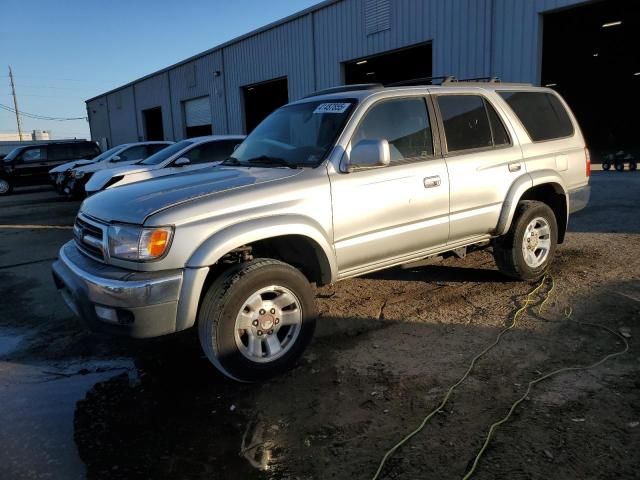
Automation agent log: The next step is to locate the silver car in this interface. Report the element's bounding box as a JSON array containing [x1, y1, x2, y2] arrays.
[[53, 81, 590, 381]]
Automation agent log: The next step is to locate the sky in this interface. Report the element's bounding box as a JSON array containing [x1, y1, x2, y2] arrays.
[[1, 0, 319, 139]]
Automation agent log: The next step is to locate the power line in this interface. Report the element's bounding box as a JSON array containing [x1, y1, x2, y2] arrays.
[[0, 103, 86, 121]]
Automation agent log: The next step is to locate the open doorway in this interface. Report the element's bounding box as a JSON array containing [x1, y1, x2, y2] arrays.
[[343, 43, 432, 86], [242, 77, 289, 133], [542, 0, 640, 158], [142, 107, 164, 141]]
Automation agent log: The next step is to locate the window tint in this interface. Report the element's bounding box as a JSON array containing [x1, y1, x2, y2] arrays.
[[498, 91, 574, 142], [77, 143, 100, 159], [437, 95, 492, 152], [352, 98, 433, 164], [49, 144, 73, 161], [147, 144, 169, 155], [116, 145, 148, 162], [485, 101, 511, 147], [182, 140, 237, 165], [20, 147, 47, 163]]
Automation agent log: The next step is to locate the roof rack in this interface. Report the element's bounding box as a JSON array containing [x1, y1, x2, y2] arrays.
[[304, 83, 383, 98], [443, 76, 501, 84], [386, 76, 456, 87]]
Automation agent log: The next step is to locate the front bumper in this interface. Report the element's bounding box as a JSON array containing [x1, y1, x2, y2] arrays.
[[52, 241, 184, 338], [568, 185, 590, 214]]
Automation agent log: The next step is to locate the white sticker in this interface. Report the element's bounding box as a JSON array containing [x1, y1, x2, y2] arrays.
[[313, 103, 351, 114]]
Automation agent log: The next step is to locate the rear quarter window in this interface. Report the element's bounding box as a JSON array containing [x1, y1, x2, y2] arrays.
[[498, 91, 574, 142]]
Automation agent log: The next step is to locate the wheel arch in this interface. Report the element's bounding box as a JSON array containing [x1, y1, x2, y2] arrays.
[[497, 171, 569, 243], [187, 214, 337, 286]]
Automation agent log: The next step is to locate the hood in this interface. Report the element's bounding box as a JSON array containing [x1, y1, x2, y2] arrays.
[[84, 164, 154, 192], [81, 166, 302, 224], [49, 159, 92, 173], [73, 160, 114, 174]]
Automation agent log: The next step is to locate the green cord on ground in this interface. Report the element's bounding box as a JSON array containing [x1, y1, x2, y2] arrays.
[[371, 276, 550, 480], [372, 275, 629, 480], [462, 306, 629, 479]]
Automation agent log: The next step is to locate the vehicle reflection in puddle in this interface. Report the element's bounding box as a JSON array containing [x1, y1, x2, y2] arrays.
[[73, 352, 272, 479], [0, 357, 134, 480]]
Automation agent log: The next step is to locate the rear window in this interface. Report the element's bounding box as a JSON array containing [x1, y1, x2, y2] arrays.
[[498, 91, 574, 142]]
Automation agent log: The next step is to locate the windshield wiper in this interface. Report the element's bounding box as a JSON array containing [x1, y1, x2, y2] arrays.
[[246, 155, 300, 169]]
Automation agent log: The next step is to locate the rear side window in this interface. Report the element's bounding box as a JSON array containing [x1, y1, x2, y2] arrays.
[[437, 95, 493, 152], [117, 145, 148, 162], [498, 91, 574, 142], [486, 102, 511, 147], [20, 147, 47, 162]]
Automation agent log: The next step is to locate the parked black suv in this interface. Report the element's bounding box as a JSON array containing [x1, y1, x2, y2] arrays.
[[0, 140, 100, 195]]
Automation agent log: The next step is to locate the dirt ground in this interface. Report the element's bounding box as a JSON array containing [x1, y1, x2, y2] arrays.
[[1, 171, 639, 480]]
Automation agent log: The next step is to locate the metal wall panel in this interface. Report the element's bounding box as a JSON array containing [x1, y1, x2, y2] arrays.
[[491, 0, 589, 83], [86, 97, 111, 146], [223, 15, 315, 133], [134, 73, 173, 140], [106, 87, 137, 146], [88, 0, 594, 142], [168, 51, 226, 140]]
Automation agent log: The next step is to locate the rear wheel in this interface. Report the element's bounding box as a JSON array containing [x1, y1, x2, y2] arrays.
[[602, 162, 611, 171], [0, 178, 12, 196], [493, 201, 558, 281], [629, 162, 637, 171], [615, 162, 625, 172], [198, 258, 317, 382]]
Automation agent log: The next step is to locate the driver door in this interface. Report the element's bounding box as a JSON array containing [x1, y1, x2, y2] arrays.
[[330, 96, 450, 274]]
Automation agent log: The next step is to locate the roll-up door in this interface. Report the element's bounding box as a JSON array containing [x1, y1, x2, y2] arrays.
[[184, 97, 212, 137]]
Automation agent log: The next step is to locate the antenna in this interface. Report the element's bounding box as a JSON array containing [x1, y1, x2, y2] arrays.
[[8, 66, 24, 141]]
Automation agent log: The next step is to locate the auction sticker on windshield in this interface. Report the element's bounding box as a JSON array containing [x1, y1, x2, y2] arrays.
[[313, 103, 351, 114]]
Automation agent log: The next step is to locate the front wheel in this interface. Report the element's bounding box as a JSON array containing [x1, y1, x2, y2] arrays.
[[615, 162, 625, 172], [198, 258, 317, 382], [602, 162, 611, 171], [493, 201, 558, 281]]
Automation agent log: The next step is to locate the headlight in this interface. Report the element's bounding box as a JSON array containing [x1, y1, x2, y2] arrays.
[[107, 224, 174, 261], [71, 170, 85, 179]]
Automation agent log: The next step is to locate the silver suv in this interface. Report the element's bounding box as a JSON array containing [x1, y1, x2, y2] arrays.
[[53, 82, 591, 381]]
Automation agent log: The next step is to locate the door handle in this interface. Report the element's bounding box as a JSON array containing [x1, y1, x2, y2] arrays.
[[423, 175, 441, 188], [508, 162, 521, 172]]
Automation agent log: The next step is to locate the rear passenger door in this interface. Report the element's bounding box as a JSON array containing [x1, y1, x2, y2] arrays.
[[434, 92, 524, 241]]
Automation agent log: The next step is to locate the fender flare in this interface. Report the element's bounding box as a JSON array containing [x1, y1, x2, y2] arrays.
[[496, 170, 568, 236], [186, 214, 337, 284]]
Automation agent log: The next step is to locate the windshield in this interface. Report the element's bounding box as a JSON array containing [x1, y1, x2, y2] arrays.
[[227, 99, 356, 168], [140, 140, 193, 165], [92, 146, 122, 162]]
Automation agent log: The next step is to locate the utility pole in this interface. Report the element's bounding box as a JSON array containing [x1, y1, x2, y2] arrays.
[[8, 66, 24, 141]]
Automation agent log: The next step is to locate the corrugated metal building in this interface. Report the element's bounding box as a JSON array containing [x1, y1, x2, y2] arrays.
[[86, 0, 637, 151]]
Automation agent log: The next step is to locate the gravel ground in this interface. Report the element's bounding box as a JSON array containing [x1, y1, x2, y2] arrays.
[[0, 171, 638, 480]]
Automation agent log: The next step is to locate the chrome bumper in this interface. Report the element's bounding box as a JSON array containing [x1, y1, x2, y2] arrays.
[[52, 241, 184, 338], [568, 185, 590, 214]]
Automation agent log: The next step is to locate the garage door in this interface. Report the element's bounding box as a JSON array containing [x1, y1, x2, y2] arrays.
[[184, 96, 213, 137]]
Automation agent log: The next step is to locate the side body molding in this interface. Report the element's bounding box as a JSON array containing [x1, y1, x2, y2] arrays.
[[495, 170, 568, 236], [186, 214, 337, 284]]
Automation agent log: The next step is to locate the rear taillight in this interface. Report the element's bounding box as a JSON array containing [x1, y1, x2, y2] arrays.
[[585, 147, 591, 177]]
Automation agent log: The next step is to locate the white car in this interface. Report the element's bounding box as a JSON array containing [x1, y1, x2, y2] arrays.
[[62, 141, 173, 198], [85, 135, 245, 195]]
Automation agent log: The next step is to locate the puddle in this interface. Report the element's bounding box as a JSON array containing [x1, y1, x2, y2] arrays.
[[0, 358, 135, 480]]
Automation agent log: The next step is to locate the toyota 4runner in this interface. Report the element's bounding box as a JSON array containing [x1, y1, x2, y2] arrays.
[[52, 81, 591, 381]]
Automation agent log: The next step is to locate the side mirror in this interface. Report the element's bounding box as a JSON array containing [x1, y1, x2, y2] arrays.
[[345, 139, 391, 172], [110, 155, 121, 162], [174, 157, 190, 167]]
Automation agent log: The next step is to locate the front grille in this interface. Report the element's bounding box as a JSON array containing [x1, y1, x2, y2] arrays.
[[74, 215, 106, 262]]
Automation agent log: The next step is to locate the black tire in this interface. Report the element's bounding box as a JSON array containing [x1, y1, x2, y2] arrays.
[[493, 200, 558, 281], [602, 162, 611, 171], [629, 162, 637, 171], [0, 177, 12, 196], [198, 258, 317, 382], [615, 162, 625, 172]]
